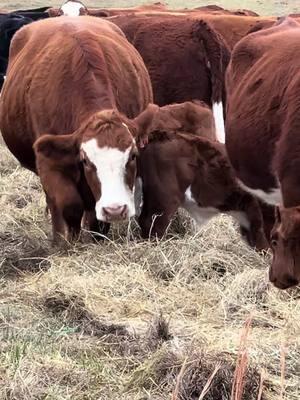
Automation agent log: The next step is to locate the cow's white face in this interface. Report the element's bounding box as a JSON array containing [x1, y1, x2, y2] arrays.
[[81, 140, 137, 222], [60, 0, 86, 16]]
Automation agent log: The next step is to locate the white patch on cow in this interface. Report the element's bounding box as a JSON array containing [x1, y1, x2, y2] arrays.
[[227, 211, 250, 230], [183, 186, 250, 229], [183, 186, 218, 226], [134, 176, 143, 217], [212, 102, 226, 144], [237, 179, 282, 205], [81, 139, 135, 221], [60, 1, 84, 16]]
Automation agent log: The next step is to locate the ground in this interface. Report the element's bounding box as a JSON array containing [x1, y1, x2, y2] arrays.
[[1, 1, 300, 399]]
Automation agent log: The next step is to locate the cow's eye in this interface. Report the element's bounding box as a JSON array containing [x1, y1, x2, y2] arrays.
[[82, 157, 93, 170], [130, 153, 137, 162], [270, 233, 278, 247]]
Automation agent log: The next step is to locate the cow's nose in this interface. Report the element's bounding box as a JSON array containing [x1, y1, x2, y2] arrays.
[[103, 204, 128, 220]]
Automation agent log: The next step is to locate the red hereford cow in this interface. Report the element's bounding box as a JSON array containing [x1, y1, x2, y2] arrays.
[[109, 15, 230, 144], [0, 16, 153, 243], [135, 102, 268, 250], [226, 17, 300, 289], [49, 3, 259, 18]]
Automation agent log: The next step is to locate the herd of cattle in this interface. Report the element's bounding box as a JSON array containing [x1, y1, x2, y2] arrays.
[[0, 1, 300, 290]]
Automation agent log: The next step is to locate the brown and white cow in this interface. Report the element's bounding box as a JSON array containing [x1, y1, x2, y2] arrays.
[[226, 17, 300, 289], [135, 102, 268, 250], [0, 16, 153, 243], [48, 0, 88, 16]]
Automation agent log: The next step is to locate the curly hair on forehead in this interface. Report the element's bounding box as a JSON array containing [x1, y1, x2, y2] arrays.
[[79, 109, 134, 135], [79, 109, 136, 150]]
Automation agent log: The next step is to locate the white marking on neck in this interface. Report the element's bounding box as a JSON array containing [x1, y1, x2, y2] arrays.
[[81, 139, 135, 221], [183, 187, 218, 226], [183, 186, 250, 229], [237, 179, 282, 206], [60, 1, 84, 16], [212, 102, 226, 144]]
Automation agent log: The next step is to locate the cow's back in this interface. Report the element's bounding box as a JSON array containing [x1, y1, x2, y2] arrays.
[[0, 16, 152, 170], [109, 15, 219, 107], [225, 18, 300, 189]]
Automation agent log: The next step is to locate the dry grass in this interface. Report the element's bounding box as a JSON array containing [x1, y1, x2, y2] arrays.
[[1, 138, 300, 400]]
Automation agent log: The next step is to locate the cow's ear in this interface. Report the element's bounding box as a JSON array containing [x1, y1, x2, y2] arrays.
[[193, 136, 235, 188], [33, 133, 81, 183], [195, 136, 227, 163], [33, 133, 80, 164], [33, 133, 82, 202], [133, 104, 160, 148], [79, 7, 89, 15]]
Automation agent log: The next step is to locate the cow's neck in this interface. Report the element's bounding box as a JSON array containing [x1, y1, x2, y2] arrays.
[[182, 185, 250, 229]]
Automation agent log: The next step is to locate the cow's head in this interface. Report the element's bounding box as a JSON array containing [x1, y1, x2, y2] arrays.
[[59, 0, 88, 16], [269, 206, 300, 289], [33, 108, 158, 223]]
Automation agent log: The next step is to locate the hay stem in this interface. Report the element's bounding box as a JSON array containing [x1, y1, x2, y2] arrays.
[[280, 342, 287, 400], [231, 315, 253, 400], [172, 356, 188, 400], [198, 362, 221, 400]]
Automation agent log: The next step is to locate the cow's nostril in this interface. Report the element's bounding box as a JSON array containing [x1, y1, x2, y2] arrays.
[[103, 205, 128, 219]]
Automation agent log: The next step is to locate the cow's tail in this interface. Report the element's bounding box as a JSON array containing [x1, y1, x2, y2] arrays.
[[191, 19, 231, 144]]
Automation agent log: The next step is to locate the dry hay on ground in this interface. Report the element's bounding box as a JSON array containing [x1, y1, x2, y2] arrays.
[[0, 139, 300, 399]]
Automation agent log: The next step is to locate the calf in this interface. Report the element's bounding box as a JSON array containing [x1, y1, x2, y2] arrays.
[[0, 16, 152, 243], [136, 103, 268, 250], [226, 17, 300, 289]]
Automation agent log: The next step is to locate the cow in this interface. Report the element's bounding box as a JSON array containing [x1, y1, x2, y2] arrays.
[[134, 102, 268, 250], [0, 16, 153, 243], [0, 11, 50, 90], [59, 4, 259, 18], [225, 17, 300, 289], [48, 3, 265, 49], [56, 0, 88, 17], [107, 15, 230, 144]]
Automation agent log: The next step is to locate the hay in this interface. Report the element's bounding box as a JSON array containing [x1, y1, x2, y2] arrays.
[[1, 137, 300, 399]]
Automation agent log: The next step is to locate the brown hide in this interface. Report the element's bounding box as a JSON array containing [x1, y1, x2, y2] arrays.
[[48, 3, 259, 18], [0, 16, 152, 170], [225, 17, 300, 289], [104, 12, 275, 50], [109, 15, 230, 109], [0, 16, 152, 242], [136, 104, 267, 249]]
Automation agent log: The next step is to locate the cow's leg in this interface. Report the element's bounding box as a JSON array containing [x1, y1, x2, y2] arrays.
[[49, 188, 84, 243], [46, 197, 66, 245]]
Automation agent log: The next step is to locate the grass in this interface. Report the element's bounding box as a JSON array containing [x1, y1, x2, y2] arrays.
[[1, 133, 300, 400]]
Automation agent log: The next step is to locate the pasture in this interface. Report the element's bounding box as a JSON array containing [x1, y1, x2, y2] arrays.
[[1, 1, 300, 399]]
